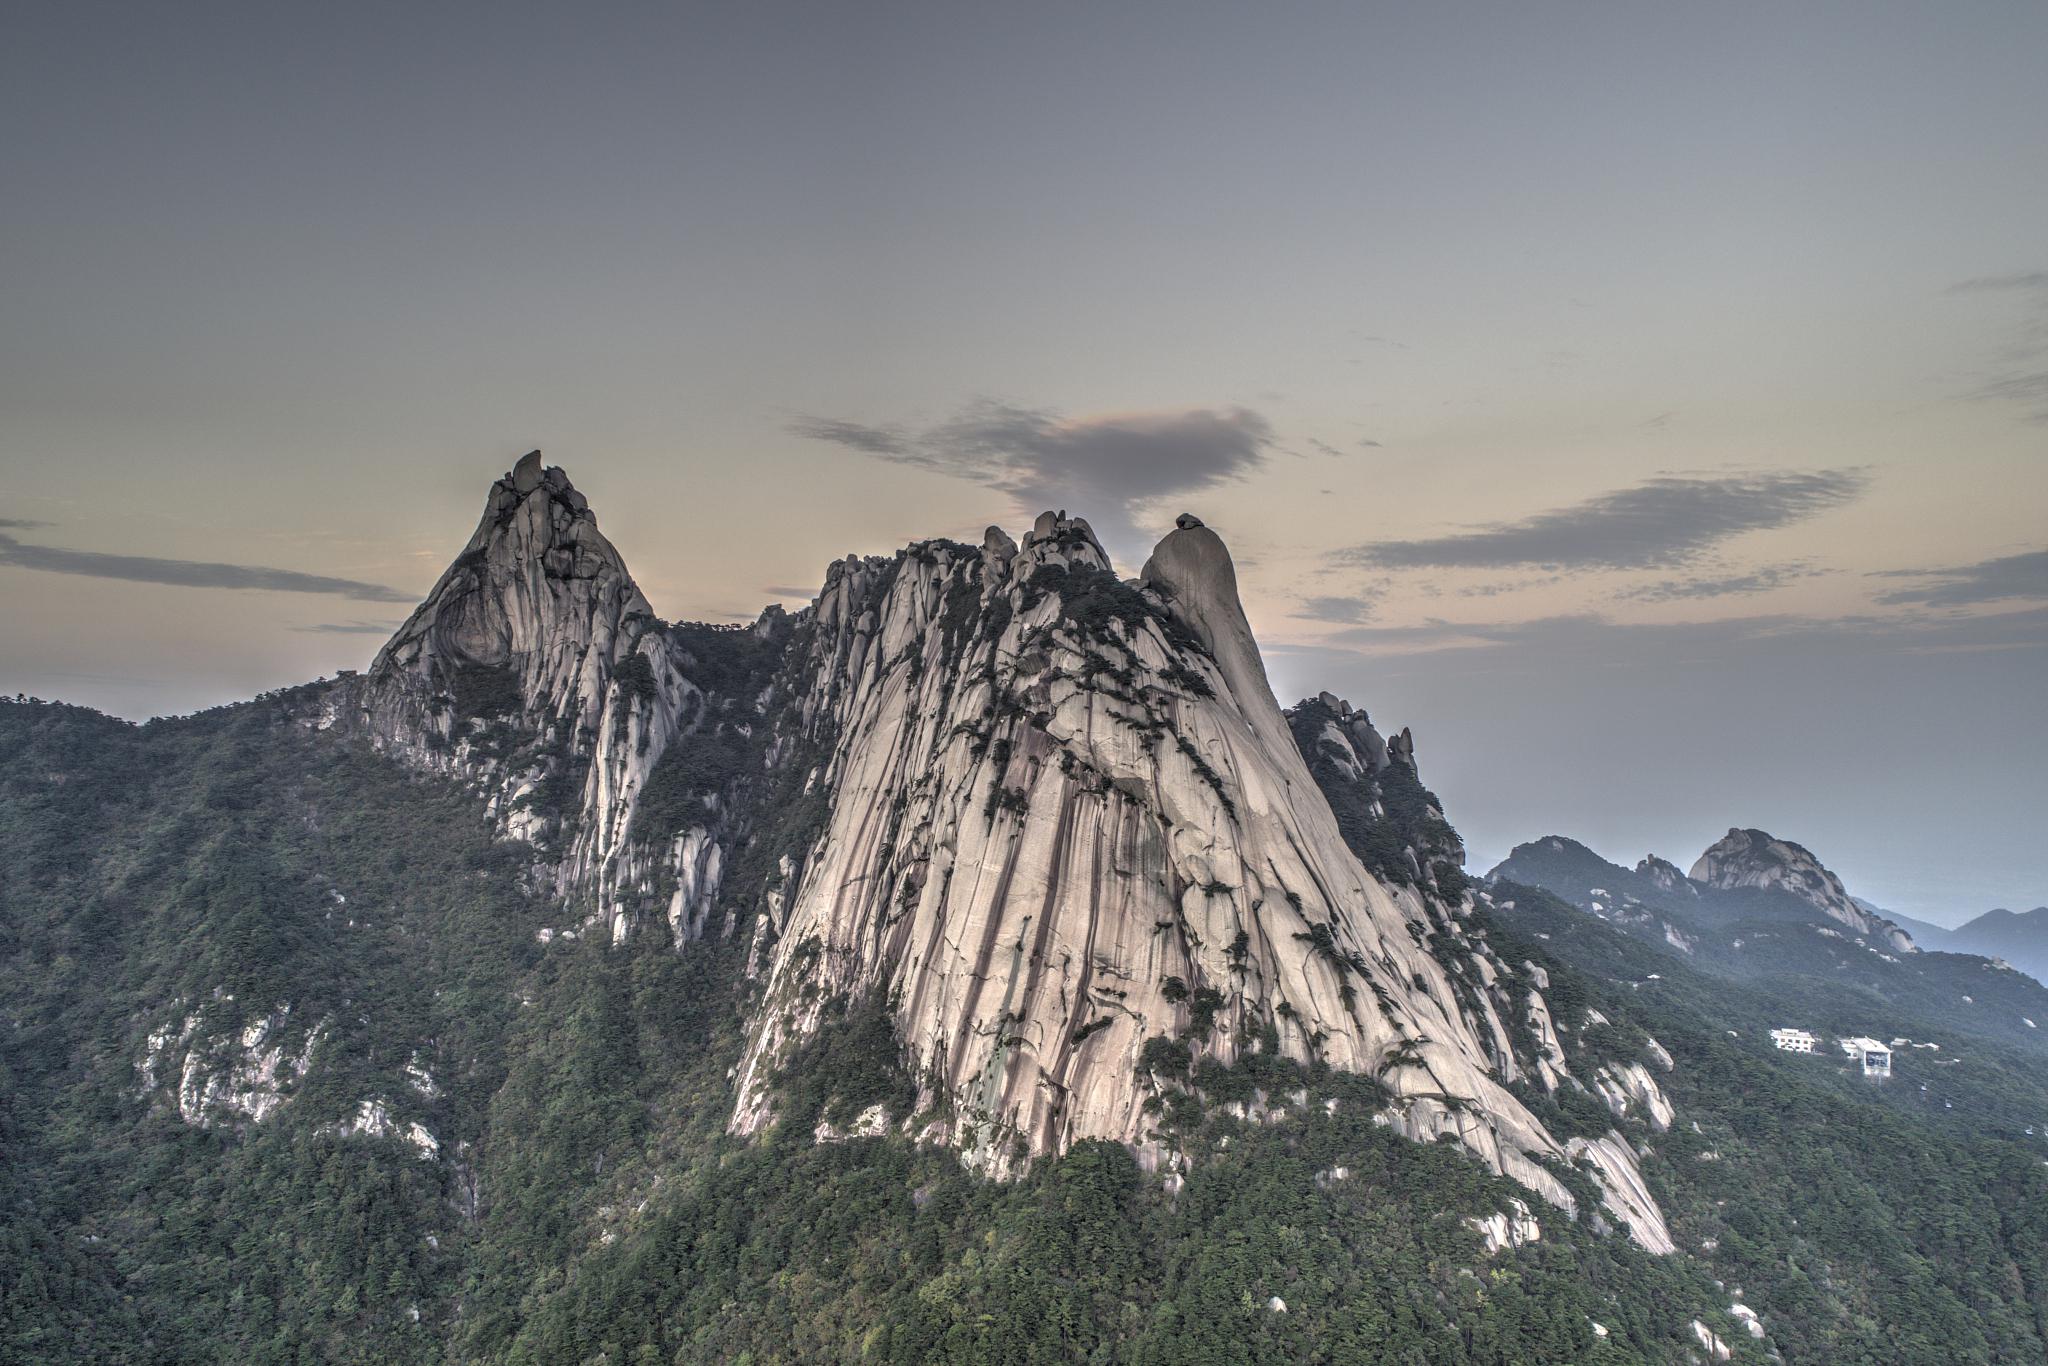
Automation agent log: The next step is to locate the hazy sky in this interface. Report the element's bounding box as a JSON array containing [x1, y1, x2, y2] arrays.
[[4, 2, 2044, 921]]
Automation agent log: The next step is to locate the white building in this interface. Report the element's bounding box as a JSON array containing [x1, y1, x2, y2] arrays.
[[1770, 1028, 1818, 1053], [1838, 1036, 1892, 1077]]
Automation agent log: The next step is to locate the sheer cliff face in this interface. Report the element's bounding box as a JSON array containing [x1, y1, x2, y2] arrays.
[[349, 452, 656, 846], [1691, 827, 1916, 954], [728, 512, 1575, 1209], [350, 462, 1672, 1250]]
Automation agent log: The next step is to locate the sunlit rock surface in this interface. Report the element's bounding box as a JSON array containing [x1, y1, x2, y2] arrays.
[[342, 459, 1674, 1250], [731, 513, 1599, 1221], [1692, 827, 1916, 953]]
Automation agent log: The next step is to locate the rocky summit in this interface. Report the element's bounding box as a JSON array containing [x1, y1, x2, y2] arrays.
[[334, 456, 1668, 1243], [1691, 827, 1917, 954]]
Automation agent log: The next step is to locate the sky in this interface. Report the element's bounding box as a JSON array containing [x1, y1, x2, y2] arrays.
[[3, 1, 2044, 922]]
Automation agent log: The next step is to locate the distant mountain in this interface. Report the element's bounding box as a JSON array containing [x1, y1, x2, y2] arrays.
[[1949, 908, 2048, 984], [1853, 899, 2048, 986], [1690, 827, 1916, 953], [1487, 831, 2048, 1051], [1856, 897, 1955, 949]]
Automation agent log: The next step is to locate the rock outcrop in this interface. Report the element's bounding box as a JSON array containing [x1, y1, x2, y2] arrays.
[[1635, 855, 1693, 895], [344, 453, 656, 849], [727, 510, 1630, 1230], [1284, 691, 1467, 899], [1691, 828, 1916, 953], [339, 461, 1673, 1250]]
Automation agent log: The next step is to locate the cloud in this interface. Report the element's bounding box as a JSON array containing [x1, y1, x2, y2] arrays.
[[1306, 437, 1344, 458], [1618, 562, 1819, 603], [1337, 469, 1868, 572], [1322, 605, 2048, 662], [1962, 369, 2048, 423], [1454, 574, 1567, 598], [1945, 272, 2048, 420], [764, 584, 820, 600], [1358, 438, 1383, 449], [292, 620, 404, 635], [1947, 272, 2048, 295], [1294, 592, 1381, 625], [1873, 549, 2048, 607], [791, 399, 1273, 558], [0, 517, 52, 529], [785, 416, 912, 456], [0, 530, 412, 602]]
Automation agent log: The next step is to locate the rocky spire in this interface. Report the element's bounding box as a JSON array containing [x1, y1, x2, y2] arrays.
[[344, 453, 659, 848], [368, 452, 652, 730]]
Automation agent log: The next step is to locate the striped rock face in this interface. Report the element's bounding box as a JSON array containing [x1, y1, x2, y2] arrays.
[[729, 512, 1583, 1212]]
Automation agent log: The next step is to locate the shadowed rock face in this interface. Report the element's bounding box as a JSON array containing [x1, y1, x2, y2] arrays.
[[344, 462, 1673, 1249], [1691, 827, 1916, 954]]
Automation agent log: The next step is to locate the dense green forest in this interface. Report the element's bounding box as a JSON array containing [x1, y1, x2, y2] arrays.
[[3, 692, 2047, 1363]]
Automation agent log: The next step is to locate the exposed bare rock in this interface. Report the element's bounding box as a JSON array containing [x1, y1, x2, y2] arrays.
[[331, 458, 1674, 1251], [322, 1098, 439, 1159], [729, 512, 1647, 1233], [1692, 827, 1916, 953], [1467, 1197, 1542, 1254], [1592, 1061, 1675, 1131], [344, 455, 656, 858], [1568, 1131, 1678, 1255], [140, 1001, 324, 1129], [1635, 854, 1693, 895], [1690, 1317, 1733, 1361]]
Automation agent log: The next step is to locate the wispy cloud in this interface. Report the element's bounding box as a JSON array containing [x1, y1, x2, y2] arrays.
[[0, 517, 52, 530], [0, 530, 411, 602], [1946, 270, 2048, 420], [1337, 469, 1868, 572], [1294, 591, 1382, 625], [1358, 438, 1383, 449], [1618, 562, 1819, 603], [1947, 272, 2048, 295], [1874, 549, 2048, 607], [785, 416, 912, 456], [791, 399, 1273, 557], [764, 584, 820, 600], [292, 620, 404, 634], [1962, 370, 2048, 423], [1323, 605, 2048, 661]]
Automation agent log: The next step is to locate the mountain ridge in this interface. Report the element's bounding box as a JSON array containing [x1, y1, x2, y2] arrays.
[[325, 458, 1670, 1242], [10, 452, 2048, 1361]]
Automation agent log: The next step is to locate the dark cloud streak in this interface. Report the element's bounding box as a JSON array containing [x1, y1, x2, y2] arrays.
[[1874, 549, 2048, 607], [1293, 592, 1381, 625], [1947, 272, 2048, 294], [292, 620, 404, 634], [1618, 562, 1819, 603], [0, 531, 411, 602], [1321, 605, 2048, 661], [791, 399, 1273, 558], [1337, 470, 1869, 572]]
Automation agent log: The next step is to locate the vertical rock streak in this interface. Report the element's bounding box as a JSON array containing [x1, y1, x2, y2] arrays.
[[732, 513, 1582, 1212]]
